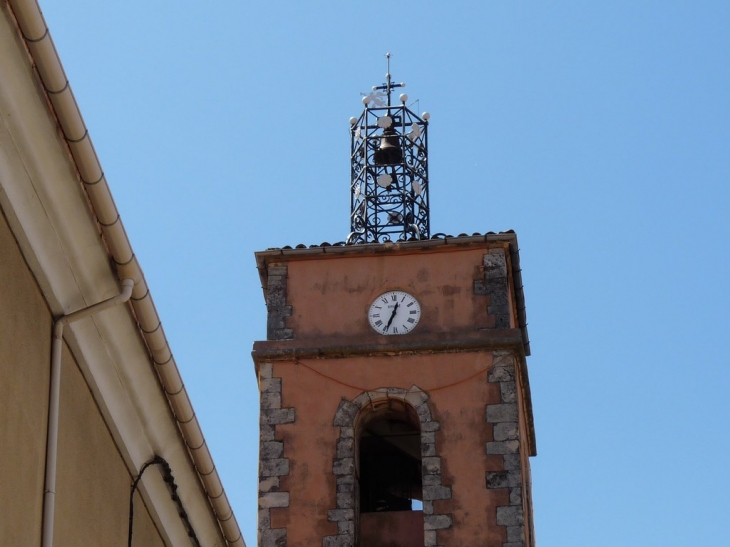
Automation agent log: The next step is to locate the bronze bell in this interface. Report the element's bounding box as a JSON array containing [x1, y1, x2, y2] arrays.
[[373, 127, 403, 165]]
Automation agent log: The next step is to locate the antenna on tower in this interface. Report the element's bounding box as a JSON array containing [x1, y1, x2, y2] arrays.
[[347, 55, 431, 244]]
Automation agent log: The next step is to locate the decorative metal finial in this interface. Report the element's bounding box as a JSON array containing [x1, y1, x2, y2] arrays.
[[370, 52, 405, 108], [347, 56, 430, 244]]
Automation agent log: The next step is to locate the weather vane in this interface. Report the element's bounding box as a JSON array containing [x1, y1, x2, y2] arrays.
[[348, 54, 431, 244]]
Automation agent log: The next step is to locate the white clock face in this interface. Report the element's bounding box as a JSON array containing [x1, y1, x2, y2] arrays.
[[368, 291, 421, 335]]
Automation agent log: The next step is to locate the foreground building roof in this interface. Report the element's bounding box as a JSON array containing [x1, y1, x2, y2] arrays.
[[1, 1, 243, 545]]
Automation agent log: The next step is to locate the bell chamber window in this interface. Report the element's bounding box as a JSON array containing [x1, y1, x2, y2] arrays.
[[359, 417, 422, 512], [356, 399, 425, 547]]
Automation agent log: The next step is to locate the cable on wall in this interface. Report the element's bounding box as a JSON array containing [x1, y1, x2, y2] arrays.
[[128, 456, 201, 547]]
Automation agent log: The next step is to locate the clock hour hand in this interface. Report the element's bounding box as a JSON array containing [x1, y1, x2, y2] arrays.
[[385, 302, 399, 328]]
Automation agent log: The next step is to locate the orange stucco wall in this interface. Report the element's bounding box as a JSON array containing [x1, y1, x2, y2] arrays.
[[272, 351, 508, 546], [283, 245, 514, 340], [257, 241, 529, 546]]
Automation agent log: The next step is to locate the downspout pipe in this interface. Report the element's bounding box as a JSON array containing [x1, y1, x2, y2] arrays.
[[42, 279, 135, 547]]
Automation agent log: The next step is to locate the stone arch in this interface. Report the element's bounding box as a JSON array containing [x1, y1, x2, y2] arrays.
[[324, 386, 453, 547]]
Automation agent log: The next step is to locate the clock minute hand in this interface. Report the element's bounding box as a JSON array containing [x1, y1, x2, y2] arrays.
[[385, 302, 399, 328]]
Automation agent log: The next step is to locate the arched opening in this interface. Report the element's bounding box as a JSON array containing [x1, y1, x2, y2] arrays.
[[360, 418, 422, 512], [356, 398, 424, 547]]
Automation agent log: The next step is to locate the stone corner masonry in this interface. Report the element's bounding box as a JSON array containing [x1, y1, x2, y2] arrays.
[[258, 363, 295, 547], [266, 265, 293, 340], [485, 354, 529, 547]]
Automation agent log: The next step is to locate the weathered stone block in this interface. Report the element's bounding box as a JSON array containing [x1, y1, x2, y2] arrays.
[[261, 441, 284, 459], [337, 475, 355, 493], [261, 392, 282, 410], [496, 506, 524, 527], [421, 421, 441, 432], [424, 514, 453, 530], [422, 500, 434, 515], [259, 528, 286, 547], [421, 443, 436, 457], [270, 328, 293, 340], [333, 400, 360, 427], [259, 476, 279, 493], [486, 440, 520, 455], [486, 471, 507, 489], [488, 364, 515, 383], [510, 487, 523, 506], [260, 424, 276, 442], [422, 485, 452, 500], [474, 279, 488, 295], [352, 392, 370, 408], [421, 431, 436, 444], [424, 530, 438, 547], [333, 457, 354, 476], [416, 403, 432, 422], [387, 387, 407, 398], [258, 508, 271, 529], [268, 265, 287, 277], [266, 283, 286, 308], [368, 389, 390, 405], [336, 437, 354, 458], [422, 474, 442, 486], [507, 524, 524, 542], [261, 408, 296, 425], [406, 385, 429, 406], [323, 534, 353, 547], [260, 458, 290, 477], [338, 521, 355, 535], [327, 509, 354, 522], [260, 377, 282, 393], [500, 381, 517, 403], [340, 427, 354, 438], [337, 492, 354, 509], [494, 314, 510, 329], [259, 363, 273, 380], [493, 422, 519, 441], [422, 457, 441, 475], [503, 454, 521, 470], [259, 492, 290, 509], [486, 403, 517, 423], [486, 471, 521, 489], [488, 289, 509, 306], [484, 250, 507, 277], [267, 313, 287, 330]]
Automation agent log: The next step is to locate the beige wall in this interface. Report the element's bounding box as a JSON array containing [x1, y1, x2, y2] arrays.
[[0, 210, 164, 546], [0, 209, 51, 545]]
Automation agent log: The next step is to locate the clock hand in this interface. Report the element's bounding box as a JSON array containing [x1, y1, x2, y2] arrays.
[[385, 302, 399, 328]]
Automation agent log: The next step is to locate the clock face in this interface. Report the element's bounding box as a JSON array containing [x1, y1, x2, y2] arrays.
[[368, 291, 421, 335]]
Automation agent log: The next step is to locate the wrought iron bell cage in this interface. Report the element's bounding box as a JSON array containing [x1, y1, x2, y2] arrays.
[[347, 65, 430, 244]]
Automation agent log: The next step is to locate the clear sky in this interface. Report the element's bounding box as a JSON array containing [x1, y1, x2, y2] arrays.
[[39, 1, 729, 545]]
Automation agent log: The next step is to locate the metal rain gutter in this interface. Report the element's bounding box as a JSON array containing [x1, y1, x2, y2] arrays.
[[6, 1, 244, 545]]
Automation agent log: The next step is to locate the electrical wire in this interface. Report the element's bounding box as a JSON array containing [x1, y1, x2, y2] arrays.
[[128, 455, 201, 547], [284, 353, 513, 393]]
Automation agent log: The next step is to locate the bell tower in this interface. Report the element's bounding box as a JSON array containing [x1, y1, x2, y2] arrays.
[[252, 63, 536, 547], [348, 53, 430, 244]]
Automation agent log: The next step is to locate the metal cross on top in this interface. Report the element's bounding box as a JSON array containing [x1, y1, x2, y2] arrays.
[[373, 52, 404, 107], [347, 53, 431, 244]]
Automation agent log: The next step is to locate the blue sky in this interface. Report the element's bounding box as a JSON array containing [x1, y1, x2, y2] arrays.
[[40, 1, 729, 545]]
